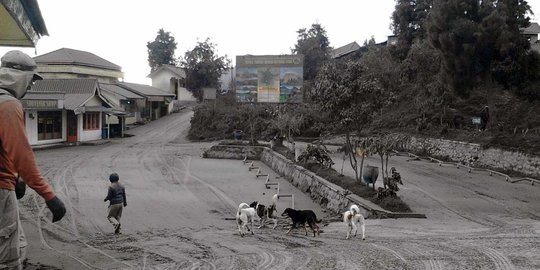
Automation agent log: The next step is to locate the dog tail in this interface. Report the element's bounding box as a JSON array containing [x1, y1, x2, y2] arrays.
[[271, 194, 278, 206], [238, 203, 249, 215], [350, 204, 360, 216], [343, 211, 350, 223]]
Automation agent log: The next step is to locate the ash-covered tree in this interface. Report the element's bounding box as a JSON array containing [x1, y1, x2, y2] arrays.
[[147, 28, 178, 72], [391, 0, 433, 59], [427, 0, 533, 98], [488, 0, 534, 89], [292, 23, 331, 82], [313, 60, 388, 183], [181, 38, 231, 101]]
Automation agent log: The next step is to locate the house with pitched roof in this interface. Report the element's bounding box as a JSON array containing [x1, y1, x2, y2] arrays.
[[100, 83, 145, 125], [22, 79, 122, 145], [330, 41, 361, 59], [34, 48, 124, 83], [116, 82, 175, 121], [147, 64, 196, 106], [521, 22, 540, 54]]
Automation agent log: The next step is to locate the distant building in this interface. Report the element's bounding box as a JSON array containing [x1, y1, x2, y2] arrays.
[[24, 79, 122, 145], [19, 47, 178, 146], [99, 83, 145, 125], [521, 22, 540, 54], [330, 41, 361, 59], [116, 82, 175, 121], [147, 64, 196, 104], [34, 48, 124, 83], [386, 35, 398, 46]]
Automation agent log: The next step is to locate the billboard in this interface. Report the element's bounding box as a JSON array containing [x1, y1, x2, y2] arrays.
[[236, 55, 303, 103]]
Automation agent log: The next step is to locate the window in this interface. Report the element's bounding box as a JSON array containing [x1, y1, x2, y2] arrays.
[[83, 112, 100, 130], [37, 111, 62, 140]]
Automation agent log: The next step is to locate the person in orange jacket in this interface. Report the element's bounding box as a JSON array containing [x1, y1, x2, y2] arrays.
[[0, 50, 66, 269]]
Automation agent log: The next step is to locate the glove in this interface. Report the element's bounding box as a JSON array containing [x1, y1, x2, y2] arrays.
[[104, 198, 108, 202], [45, 196, 66, 223], [15, 177, 26, 200], [123, 202, 127, 207]]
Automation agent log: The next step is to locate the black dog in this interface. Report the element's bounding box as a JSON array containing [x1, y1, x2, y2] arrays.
[[281, 208, 322, 237]]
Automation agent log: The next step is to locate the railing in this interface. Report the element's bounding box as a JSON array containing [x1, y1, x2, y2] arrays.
[[243, 155, 295, 208]]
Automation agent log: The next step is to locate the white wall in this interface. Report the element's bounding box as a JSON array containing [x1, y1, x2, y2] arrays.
[[79, 112, 102, 142], [26, 110, 65, 146], [80, 129, 102, 141], [151, 72, 173, 95], [151, 71, 195, 101], [25, 109, 38, 144], [177, 87, 196, 102]]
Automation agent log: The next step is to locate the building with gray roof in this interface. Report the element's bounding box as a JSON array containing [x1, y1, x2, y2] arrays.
[[100, 83, 145, 124], [34, 48, 124, 83], [22, 78, 123, 145], [117, 82, 175, 120]]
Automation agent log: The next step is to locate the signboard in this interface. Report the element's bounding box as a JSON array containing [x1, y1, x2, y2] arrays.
[[472, 117, 481, 125], [22, 100, 59, 109], [236, 55, 303, 103]]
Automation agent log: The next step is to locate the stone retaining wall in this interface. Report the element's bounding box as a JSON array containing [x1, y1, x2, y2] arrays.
[[260, 148, 370, 216], [403, 137, 540, 178], [317, 135, 540, 178], [202, 145, 264, 160]]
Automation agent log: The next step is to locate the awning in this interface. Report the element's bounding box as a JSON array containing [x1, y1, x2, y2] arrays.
[[74, 106, 127, 116], [0, 0, 48, 47]]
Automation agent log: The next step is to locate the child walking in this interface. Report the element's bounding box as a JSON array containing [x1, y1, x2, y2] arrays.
[[103, 173, 127, 234]]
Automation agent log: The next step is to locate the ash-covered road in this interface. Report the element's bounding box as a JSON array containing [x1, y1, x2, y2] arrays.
[[18, 108, 540, 269]]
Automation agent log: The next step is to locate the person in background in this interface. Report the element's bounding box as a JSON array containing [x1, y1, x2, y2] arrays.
[[480, 106, 490, 131], [104, 173, 127, 234], [0, 50, 66, 269]]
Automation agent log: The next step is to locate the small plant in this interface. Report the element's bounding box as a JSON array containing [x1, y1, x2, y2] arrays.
[[378, 167, 404, 199]]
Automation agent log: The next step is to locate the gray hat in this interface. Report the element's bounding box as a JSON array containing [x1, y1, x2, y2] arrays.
[[1, 50, 43, 80]]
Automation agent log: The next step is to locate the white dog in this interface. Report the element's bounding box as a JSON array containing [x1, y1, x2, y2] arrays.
[[343, 204, 366, 240], [236, 202, 258, 236]]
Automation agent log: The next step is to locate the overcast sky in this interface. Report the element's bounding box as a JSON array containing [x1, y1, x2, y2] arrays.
[[1, 0, 539, 85]]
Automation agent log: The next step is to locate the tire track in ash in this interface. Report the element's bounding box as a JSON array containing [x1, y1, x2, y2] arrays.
[[405, 181, 498, 227], [32, 196, 101, 270], [254, 248, 276, 270], [35, 149, 134, 268], [478, 247, 515, 270], [110, 114, 223, 268], [171, 155, 237, 212], [269, 234, 317, 269], [370, 243, 407, 263], [390, 240, 447, 270], [397, 156, 538, 227]]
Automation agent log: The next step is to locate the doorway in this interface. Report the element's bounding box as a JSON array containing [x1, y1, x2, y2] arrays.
[[67, 111, 78, 143]]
